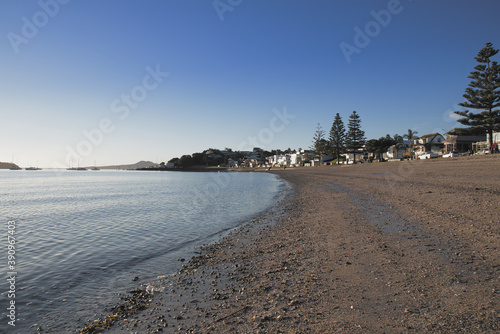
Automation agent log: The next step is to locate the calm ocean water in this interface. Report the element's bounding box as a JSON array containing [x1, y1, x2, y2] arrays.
[[0, 170, 285, 333]]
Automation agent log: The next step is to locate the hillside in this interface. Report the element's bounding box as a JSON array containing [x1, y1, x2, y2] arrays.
[[89, 161, 159, 170], [0, 162, 20, 169]]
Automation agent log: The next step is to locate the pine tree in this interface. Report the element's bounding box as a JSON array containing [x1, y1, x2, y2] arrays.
[[329, 113, 346, 165], [311, 123, 328, 163], [454, 42, 500, 153], [345, 111, 366, 163]]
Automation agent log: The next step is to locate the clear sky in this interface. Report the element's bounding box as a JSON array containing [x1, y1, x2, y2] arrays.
[[1, 0, 499, 168]]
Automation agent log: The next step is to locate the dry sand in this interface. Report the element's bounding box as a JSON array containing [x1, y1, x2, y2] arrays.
[[102, 155, 500, 333]]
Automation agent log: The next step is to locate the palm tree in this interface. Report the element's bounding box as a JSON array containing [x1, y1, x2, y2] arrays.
[[403, 129, 418, 140], [403, 129, 418, 159]]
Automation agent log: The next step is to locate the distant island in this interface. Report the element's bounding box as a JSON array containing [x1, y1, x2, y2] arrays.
[[1, 161, 159, 170], [0, 162, 21, 170], [87, 161, 159, 170]]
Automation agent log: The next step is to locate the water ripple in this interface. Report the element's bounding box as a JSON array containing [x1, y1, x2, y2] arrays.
[[0, 170, 283, 333]]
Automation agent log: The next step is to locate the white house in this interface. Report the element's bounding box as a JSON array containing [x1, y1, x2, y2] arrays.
[[266, 151, 307, 167], [414, 133, 445, 155], [474, 131, 500, 151], [488, 131, 500, 143], [289, 153, 302, 166], [267, 154, 288, 166], [342, 152, 365, 163], [385, 140, 412, 160]]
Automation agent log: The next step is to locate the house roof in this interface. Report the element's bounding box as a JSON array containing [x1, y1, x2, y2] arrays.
[[445, 127, 486, 136], [444, 135, 487, 143], [421, 133, 443, 138]]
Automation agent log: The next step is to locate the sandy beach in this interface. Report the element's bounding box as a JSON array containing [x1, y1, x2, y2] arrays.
[[99, 155, 500, 333]]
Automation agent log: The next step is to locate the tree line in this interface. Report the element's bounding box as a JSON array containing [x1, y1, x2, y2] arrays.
[[311, 110, 366, 164], [167, 147, 299, 168], [314, 42, 500, 161], [312, 111, 417, 164]]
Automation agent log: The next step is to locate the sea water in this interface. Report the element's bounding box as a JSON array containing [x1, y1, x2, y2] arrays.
[[0, 170, 285, 333]]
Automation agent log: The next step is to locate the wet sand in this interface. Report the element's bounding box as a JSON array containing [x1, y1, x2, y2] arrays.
[[101, 155, 500, 333]]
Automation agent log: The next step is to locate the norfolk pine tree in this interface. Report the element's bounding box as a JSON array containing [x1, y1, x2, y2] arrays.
[[345, 111, 366, 163], [311, 123, 329, 164], [454, 42, 500, 153], [329, 113, 346, 165]]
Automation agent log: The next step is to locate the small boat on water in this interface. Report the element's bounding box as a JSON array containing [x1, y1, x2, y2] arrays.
[[9, 167, 22, 170], [91, 161, 99, 170], [25, 167, 42, 170], [67, 158, 87, 170]]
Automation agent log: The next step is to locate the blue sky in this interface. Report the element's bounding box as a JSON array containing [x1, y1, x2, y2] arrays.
[[1, 0, 499, 167]]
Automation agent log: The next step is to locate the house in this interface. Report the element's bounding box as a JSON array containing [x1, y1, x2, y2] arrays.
[[444, 129, 486, 153], [343, 152, 366, 163], [474, 131, 500, 152], [414, 133, 445, 155], [489, 131, 500, 144], [488, 132, 500, 151], [267, 154, 296, 167], [267, 154, 289, 166], [289, 153, 303, 166], [266, 150, 309, 167], [385, 140, 412, 160]]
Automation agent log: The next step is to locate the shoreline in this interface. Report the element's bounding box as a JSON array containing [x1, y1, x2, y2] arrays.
[[100, 155, 499, 333], [79, 173, 295, 333]]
